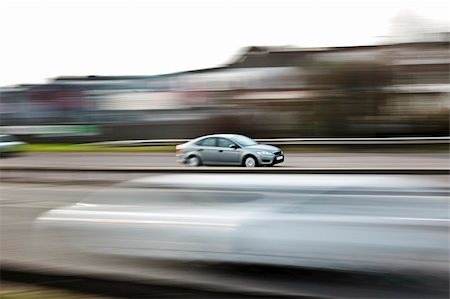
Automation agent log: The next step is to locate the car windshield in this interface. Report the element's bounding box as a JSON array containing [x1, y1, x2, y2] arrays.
[[231, 135, 257, 147]]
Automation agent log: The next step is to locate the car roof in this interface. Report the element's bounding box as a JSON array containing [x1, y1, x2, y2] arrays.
[[196, 134, 242, 139]]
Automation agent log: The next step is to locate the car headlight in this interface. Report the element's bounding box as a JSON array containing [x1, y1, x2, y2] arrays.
[[256, 151, 272, 155]]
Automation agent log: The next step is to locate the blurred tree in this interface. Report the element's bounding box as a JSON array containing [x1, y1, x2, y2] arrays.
[[305, 61, 393, 137], [387, 11, 448, 43]]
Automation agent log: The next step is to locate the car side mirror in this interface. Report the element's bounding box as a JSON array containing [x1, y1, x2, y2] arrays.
[[229, 144, 239, 149]]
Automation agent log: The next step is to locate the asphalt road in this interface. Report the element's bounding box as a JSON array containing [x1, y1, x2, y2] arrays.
[[2, 152, 449, 168], [1, 178, 448, 298]]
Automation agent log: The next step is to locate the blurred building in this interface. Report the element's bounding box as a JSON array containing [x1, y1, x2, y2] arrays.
[[1, 37, 448, 141]]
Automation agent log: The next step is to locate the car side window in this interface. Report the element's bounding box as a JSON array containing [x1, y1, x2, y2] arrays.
[[218, 138, 236, 148], [197, 137, 216, 147]]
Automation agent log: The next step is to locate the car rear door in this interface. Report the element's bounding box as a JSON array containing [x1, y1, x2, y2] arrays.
[[196, 137, 218, 164]]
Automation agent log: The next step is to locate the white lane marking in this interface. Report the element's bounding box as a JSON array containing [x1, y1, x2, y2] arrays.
[[39, 217, 238, 228], [47, 209, 250, 220], [39, 211, 449, 230], [75, 203, 98, 207]]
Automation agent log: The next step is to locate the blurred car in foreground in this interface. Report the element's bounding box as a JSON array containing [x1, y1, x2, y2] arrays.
[[0, 134, 26, 156], [36, 174, 449, 277], [176, 134, 284, 167]]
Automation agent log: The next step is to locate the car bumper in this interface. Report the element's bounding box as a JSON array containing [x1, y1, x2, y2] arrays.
[[259, 155, 284, 165], [176, 154, 187, 164]]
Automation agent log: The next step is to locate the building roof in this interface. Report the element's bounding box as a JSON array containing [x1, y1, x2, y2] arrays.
[[53, 67, 228, 82], [228, 41, 450, 68]]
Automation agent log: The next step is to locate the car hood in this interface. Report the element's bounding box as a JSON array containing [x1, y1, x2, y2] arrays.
[[245, 144, 280, 153]]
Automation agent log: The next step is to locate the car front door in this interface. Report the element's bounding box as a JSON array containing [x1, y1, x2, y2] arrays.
[[217, 138, 242, 165]]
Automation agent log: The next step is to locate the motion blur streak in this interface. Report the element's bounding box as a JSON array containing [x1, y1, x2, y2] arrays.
[[35, 174, 449, 279], [39, 217, 238, 228], [40, 213, 449, 225]]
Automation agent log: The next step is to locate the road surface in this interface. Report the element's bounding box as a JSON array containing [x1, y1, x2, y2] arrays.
[[1, 178, 448, 298]]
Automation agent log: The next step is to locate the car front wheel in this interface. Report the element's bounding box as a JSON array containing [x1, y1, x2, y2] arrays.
[[244, 156, 257, 167]]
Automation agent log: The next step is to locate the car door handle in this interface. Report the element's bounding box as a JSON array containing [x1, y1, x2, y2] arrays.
[[198, 149, 203, 152], [218, 150, 223, 152]]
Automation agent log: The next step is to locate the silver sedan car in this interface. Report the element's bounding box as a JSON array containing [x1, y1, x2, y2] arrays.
[[176, 134, 284, 167], [0, 134, 26, 156]]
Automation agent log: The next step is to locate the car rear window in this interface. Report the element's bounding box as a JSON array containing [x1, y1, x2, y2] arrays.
[[196, 137, 216, 147]]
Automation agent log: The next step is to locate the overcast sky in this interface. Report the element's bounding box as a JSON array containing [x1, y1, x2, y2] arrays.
[[0, 0, 448, 86]]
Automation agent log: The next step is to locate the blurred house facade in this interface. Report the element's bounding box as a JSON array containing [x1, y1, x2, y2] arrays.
[[1, 37, 448, 140]]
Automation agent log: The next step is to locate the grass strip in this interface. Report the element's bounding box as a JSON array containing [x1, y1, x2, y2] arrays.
[[0, 282, 108, 299]]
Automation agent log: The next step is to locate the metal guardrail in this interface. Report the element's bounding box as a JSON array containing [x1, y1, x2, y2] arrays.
[[86, 137, 450, 147], [256, 137, 450, 145]]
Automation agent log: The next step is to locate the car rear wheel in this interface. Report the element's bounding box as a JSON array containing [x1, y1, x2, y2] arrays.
[[187, 156, 201, 167], [244, 156, 257, 167]]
